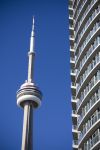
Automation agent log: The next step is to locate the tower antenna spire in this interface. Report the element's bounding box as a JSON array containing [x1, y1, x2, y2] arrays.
[[17, 17, 42, 150], [30, 16, 35, 52], [28, 16, 35, 82]]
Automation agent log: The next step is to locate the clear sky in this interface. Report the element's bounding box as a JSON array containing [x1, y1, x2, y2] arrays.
[[0, 0, 72, 149]]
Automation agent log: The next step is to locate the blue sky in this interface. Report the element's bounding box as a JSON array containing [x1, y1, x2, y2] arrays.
[[0, 0, 72, 149]]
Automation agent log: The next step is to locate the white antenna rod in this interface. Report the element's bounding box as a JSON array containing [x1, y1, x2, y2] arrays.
[[30, 16, 35, 52], [28, 17, 35, 82]]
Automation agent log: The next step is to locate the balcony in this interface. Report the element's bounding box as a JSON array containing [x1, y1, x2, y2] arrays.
[[78, 111, 100, 147], [78, 87, 100, 127], [75, 7, 100, 48], [70, 35, 74, 46], [72, 110, 78, 125], [70, 35, 74, 40], [76, 53, 100, 96], [73, 0, 82, 18], [83, 130, 100, 150], [68, 4, 73, 10], [70, 46, 74, 51], [69, 14, 73, 20], [79, 70, 100, 100], [69, 24, 74, 29], [70, 46, 75, 57], [69, 24, 74, 35], [70, 57, 75, 68], [75, 27, 100, 71], [71, 96, 77, 110], [73, 140, 78, 149], [71, 69, 76, 73], [71, 82, 76, 88], [70, 57, 75, 63], [72, 125, 78, 130], [71, 69, 76, 81], [72, 110, 77, 116], [76, 37, 100, 79], [71, 82, 76, 96], [75, 17, 100, 52], [77, 71, 100, 112], [74, 0, 89, 28], [72, 125, 78, 139], [75, 20, 100, 54], [75, 0, 99, 39]]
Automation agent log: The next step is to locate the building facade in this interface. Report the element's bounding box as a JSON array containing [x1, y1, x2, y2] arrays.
[[69, 0, 100, 149]]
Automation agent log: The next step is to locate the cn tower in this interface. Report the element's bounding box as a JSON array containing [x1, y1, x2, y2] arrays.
[[16, 17, 42, 150]]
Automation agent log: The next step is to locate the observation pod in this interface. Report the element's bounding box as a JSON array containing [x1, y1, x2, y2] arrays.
[[17, 82, 42, 108]]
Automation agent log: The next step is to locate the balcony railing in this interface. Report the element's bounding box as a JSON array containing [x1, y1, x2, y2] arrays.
[[76, 26, 100, 67], [73, 0, 83, 18], [76, 53, 100, 95], [70, 57, 75, 62], [70, 46, 74, 50], [70, 35, 74, 40], [75, 0, 99, 38], [83, 130, 100, 150], [72, 96, 76, 100], [72, 125, 78, 130], [79, 111, 100, 143], [72, 110, 77, 115], [71, 69, 76, 74], [77, 71, 100, 110], [78, 87, 100, 124], [73, 140, 78, 146], [71, 82, 76, 87], [80, 70, 100, 100], [69, 4, 73, 10], [69, 24, 74, 29], [76, 36, 100, 78], [75, 20, 100, 54], [69, 14, 73, 19], [74, 0, 89, 27], [75, 6, 100, 47]]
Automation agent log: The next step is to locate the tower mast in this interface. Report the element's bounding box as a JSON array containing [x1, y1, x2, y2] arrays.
[[28, 17, 35, 82], [16, 17, 42, 150]]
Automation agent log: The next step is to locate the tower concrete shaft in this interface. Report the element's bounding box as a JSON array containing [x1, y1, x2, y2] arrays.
[[16, 17, 42, 150], [21, 103, 33, 150], [28, 52, 35, 83]]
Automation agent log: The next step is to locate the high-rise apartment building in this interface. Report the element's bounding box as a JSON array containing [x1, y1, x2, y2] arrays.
[[69, 0, 100, 149]]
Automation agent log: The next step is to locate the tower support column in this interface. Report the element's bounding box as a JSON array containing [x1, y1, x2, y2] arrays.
[[21, 103, 33, 150]]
